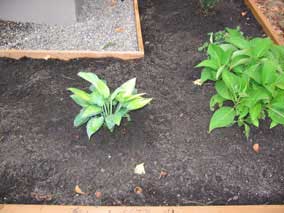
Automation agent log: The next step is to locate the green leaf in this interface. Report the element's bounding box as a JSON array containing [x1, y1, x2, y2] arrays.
[[231, 49, 251, 60], [245, 64, 261, 84], [196, 59, 218, 70], [250, 37, 272, 58], [261, 61, 277, 85], [226, 36, 250, 49], [70, 94, 89, 107], [236, 104, 249, 118], [209, 107, 236, 132], [244, 124, 250, 139], [105, 115, 116, 132], [268, 94, 284, 125], [216, 65, 226, 80], [124, 93, 147, 102], [275, 75, 284, 90], [115, 78, 137, 102], [86, 116, 104, 139], [222, 70, 242, 93], [230, 58, 250, 69], [208, 44, 224, 66], [90, 90, 105, 106], [215, 80, 233, 100], [270, 120, 279, 129], [200, 68, 216, 83], [119, 78, 136, 95], [249, 103, 262, 127], [78, 72, 110, 98], [209, 94, 225, 111], [126, 98, 152, 111], [68, 88, 92, 102], [74, 110, 90, 127], [81, 105, 102, 118]]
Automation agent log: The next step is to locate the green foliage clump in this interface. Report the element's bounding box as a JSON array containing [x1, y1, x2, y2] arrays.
[[68, 72, 152, 139], [196, 28, 284, 138], [199, 0, 220, 11], [198, 27, 241, 52]]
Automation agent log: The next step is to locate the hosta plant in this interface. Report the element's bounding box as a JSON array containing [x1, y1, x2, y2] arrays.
[[196, 28, 284, 138], [68, 72, 152, 139]]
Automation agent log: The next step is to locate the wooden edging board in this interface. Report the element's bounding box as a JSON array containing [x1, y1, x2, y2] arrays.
[[0, 0, 144, 61], [244, 0, 284, 45], [0, 205, 284, 213]]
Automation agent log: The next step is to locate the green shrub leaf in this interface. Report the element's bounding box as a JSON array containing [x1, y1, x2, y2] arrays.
[[196, 59, 218, 70], [249, 103, 262, 127], [215, 81, 233, 100], [209, 94, 225, 111], [209, 107, 235, 132]]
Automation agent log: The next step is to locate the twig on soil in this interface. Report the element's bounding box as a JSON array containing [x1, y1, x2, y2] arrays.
[[61, 74, 75, 81]]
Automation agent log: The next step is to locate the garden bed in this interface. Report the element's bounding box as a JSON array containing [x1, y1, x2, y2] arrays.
[[245, 0, 284, 45], [0, 0, 283, 207], [0, 0, 144, 60]]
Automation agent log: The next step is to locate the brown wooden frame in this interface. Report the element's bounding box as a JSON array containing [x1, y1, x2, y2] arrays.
[[0, 205, 284, 213], [0, 0, 144, 60], [245, 0, 284, 45]]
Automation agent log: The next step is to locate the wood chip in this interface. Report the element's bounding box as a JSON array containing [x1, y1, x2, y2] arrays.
[[74, 185, 87, 195]]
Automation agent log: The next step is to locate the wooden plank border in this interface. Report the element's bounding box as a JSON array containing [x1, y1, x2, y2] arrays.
[[244, 0, 284, 45], [0, 0, 144, 61], [0, 205, 284, 213]]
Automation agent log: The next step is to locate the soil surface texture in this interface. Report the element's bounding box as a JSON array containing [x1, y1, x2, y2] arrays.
[[0, 0, 283, 206], [0, 0, 138, 51]]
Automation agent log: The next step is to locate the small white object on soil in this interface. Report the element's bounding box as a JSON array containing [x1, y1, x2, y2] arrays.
[[134, 163, 145, 175]]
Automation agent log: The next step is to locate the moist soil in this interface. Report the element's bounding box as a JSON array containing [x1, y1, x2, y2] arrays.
[[0, 0, 283, 206], [255, 0, 284, 44]]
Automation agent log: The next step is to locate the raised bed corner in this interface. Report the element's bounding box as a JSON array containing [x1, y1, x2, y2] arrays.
[[245, 0, 284, 45]]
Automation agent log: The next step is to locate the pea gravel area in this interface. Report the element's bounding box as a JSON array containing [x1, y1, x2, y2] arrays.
[[0, 0, 283, 206], [0, 0, 138, 51]]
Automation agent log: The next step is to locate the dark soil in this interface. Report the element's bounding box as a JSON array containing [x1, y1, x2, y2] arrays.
[[0, 0, 283, 206]]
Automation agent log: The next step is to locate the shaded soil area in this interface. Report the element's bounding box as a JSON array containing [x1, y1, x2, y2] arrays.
[[0, 0, 283, 206]]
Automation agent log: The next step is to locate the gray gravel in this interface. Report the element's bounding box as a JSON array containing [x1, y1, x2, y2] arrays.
[[0, 0, 138, 51]]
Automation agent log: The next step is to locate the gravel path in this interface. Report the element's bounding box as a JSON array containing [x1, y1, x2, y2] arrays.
[[0, 0, 138, 51]]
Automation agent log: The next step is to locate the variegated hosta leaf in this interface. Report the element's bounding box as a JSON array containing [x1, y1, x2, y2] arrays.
[[68, 88, 92, 102], [90, 90, 105, 107], [78, 72, 110, 99], [82, 105, 102, 118], [74, 110, 89, 127], [87, 116, 104, 139], [119, 78, 136, 95], [126, 98, 152, 111], [70, 94, 89, 107], [115, 78, 136, 102]]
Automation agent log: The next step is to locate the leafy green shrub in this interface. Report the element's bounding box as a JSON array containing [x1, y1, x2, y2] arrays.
[[198, 27, 241, 52], [196, 28, 284, 138], [68, 72, 152, 139], [199, 0, 220, 11]]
